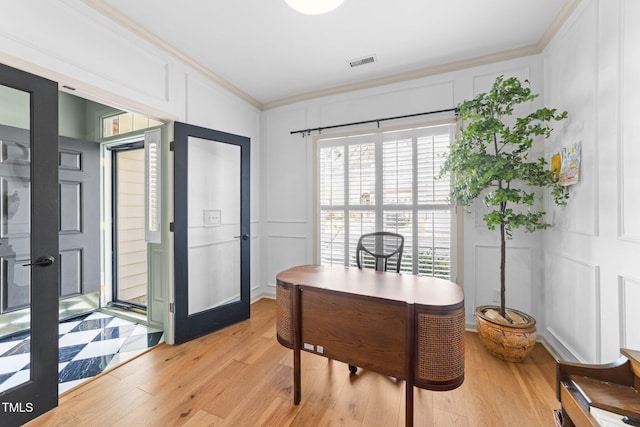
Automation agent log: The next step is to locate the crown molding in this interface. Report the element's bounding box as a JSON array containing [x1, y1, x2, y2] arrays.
[[262, 44, 543, 110], [264, 0, 582, 110], [81, 0, 262, 110], [83, 0, 581, 112], [536, 0, 582, 48]]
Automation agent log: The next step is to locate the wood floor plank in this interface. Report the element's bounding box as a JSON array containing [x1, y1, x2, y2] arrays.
[[220, 364, 298, 426], [26, 299, 562, 427], [22, 409, 81, 427], [72, 386, 152, 426], [316, 373, 373, 426], [360, 373, 403, 427], [180, 409, 224, 426], [199, 347, 284, 418], [251, 396, 301, 427]]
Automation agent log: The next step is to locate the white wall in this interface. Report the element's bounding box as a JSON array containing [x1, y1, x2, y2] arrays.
[[0, 2, 262, 320], [262, 57, 550, 324], [543, 0, 640, 363], [262, 0, 640, 364]]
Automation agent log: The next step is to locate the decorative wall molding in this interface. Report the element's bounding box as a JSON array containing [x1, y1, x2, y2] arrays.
[[266, 109, 309, 224], [545, 0, 599, 238], [618, 0, 640, 242], [473, 244, 534, 314], [80, 0, 257, 108], [267, 220, 308, 225], [545, 252, 601, 363], [267, 234, 308, 240], [266, 235, 308, 287], [619, 274, 640, 349]]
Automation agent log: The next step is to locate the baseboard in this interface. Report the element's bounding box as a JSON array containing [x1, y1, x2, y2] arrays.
[[539, 332, 579, 362], [251, 290, 275, 304]]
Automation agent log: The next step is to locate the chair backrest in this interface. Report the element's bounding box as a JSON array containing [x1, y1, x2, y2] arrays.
[[356, 232, 404, 273]]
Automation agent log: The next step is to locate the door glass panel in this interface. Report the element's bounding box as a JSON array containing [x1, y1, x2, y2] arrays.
[[115, 147, 148, 307], [187, 136, 241, 315], [0, 84, 31, 392]]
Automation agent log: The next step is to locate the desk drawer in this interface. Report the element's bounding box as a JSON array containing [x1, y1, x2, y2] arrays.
[[560, 382, 598, 426]]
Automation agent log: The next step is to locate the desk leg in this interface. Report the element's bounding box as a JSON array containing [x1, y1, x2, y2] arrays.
[[293, 347, 301, 404], [405, 304, 414, 427], [293, 286, 301, 405], [405, 381, 413, 427]]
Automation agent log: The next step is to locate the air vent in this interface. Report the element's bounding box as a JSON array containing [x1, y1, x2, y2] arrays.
[[348, 54, 376, 68]]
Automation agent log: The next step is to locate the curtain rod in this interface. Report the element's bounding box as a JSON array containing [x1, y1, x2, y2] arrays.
[[290, 107, 458, 136]]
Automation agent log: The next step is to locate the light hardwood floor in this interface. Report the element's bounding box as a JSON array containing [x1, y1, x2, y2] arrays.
[[27, 298, 561, 426]]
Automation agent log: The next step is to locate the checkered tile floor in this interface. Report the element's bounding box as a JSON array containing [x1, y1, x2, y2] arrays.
[[0, 311, 163, 394]]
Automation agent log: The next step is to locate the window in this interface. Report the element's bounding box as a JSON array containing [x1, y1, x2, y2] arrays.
[[318, 123, 455, 278], [102, 111, 162, 138], [144, 129, 161, 244]]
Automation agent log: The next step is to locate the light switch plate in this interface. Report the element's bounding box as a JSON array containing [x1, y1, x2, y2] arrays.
[[203, 209, 221, 226]]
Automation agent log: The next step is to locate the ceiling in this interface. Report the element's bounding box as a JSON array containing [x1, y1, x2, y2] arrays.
[[86, 0, 579, 110]]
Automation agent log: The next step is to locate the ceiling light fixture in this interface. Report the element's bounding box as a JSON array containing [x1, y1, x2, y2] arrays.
[[285, 0, 344, 15]]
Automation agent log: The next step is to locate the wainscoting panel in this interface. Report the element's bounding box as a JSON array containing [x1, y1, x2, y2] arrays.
[[0, 1, 170, 103], [620, 0, 640, 241], [474, 245, 533, 315], [619, 275, 640, 349], [265, 108, 309, 224], [544, 0, 599, 237], [545, 253, 600, 363], [267, 235, 307, 287], [318, 80, 455, 130], [185, 73, 259, 136]]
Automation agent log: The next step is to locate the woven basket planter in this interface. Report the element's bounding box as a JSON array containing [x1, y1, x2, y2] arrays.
[[475, 305, 536, 363]]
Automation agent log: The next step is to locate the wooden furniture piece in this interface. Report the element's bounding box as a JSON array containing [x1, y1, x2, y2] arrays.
[[275, 264, 465, 427], [557, 348, 640, 426]]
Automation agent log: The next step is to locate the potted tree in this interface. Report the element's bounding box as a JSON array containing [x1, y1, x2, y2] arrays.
[[440, 75, 570, 362]]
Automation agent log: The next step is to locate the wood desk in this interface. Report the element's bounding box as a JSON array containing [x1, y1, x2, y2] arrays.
[[275, 265, 465, 426]]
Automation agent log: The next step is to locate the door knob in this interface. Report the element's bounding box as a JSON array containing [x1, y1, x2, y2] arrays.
[[234, 234, 250, 240], [23, 255, 55, 267]]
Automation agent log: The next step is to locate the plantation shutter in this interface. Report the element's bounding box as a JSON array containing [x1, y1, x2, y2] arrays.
[[319, 144, 345, 265], [318, 124, 454, 278]]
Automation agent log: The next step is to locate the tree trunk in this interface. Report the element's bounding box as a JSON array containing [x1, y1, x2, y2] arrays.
[[500, 220, 506, 319]]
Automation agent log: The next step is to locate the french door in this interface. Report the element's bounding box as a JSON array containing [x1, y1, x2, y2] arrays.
[[173, 122, 250, 344], [0, 64, 59, 426]]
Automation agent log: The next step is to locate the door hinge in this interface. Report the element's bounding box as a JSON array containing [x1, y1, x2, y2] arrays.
[[169, 222, 174, 232], [169, 140, 175, 151], [169, 302, 175, 313]]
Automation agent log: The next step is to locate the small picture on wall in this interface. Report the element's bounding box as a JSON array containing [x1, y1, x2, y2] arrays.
[[551, 142, 581, 186]]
